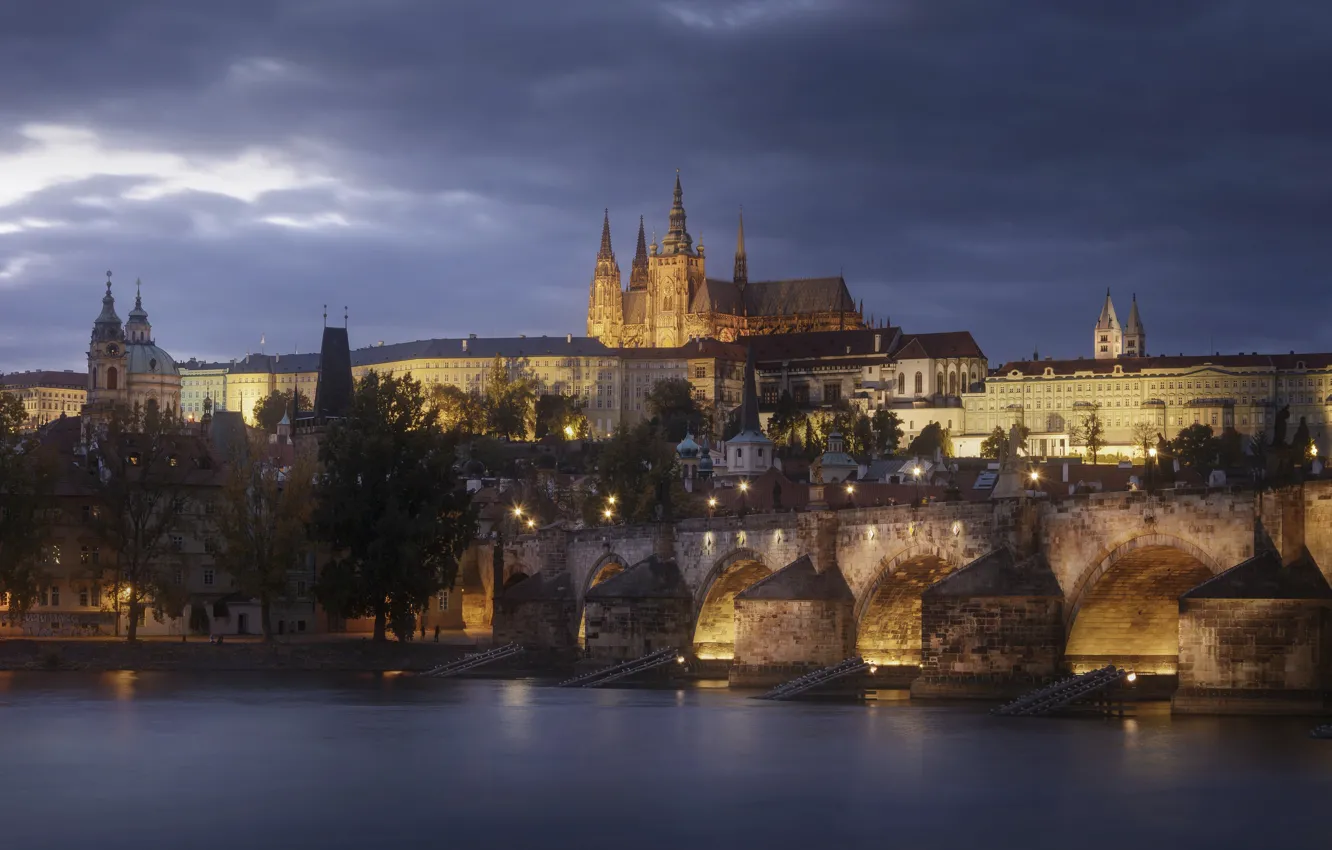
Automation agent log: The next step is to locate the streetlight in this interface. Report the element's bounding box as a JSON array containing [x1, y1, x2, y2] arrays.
[[607, 494, 617, 506], [564, 424, 575, 439], [707, 496, 718, 518], [911, 465, 922, 505], [512, 506, 524, 519], [602, 507, 614, 522], [738, 480, 749, 493], [526, 518, 536, 530]]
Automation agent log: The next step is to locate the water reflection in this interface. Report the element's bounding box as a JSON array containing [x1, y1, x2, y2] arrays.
[[0, 674, 1328, 849]]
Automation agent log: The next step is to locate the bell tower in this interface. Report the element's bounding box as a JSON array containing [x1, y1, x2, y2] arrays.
[[647, 171, 705, 348], [585, 209, 623, 346], [87, 271, 128, 412]]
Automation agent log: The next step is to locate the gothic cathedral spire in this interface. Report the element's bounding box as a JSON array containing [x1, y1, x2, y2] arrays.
[[586, 209, 623, 345], [629, 214, 649, 291], [661, 169, 694, 255], [733, 207, 748, 287]]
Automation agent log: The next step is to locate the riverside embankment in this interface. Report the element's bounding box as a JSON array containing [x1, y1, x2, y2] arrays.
[[0, 638, 477, 672]]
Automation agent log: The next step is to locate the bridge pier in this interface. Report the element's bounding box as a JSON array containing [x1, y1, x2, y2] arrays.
[[582, 556, 693, 662], [911, 549, 1066, 700], [730, 555, 856, 687]]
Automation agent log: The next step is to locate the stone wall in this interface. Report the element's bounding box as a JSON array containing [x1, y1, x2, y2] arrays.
[[919, 597, 1064, 681], [732, 598, 856, 683], [1178, 598, 1331, 692], [584, 597, 693, 661]]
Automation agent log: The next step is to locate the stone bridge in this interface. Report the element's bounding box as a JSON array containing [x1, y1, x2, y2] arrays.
[[495, 482, 1332, 712]]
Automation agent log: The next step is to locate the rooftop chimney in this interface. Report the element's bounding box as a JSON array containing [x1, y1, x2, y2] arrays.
[[566, 333, 573, 343], [462, 339, 468, 353], [874, 333, 882, 353]]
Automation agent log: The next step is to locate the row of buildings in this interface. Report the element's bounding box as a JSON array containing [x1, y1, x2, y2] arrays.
[[7, 287, 1332, 462]]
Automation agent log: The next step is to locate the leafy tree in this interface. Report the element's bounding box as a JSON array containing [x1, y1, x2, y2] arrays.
[[484, 355, 536, 440], [252, 389, 311, 433], [533, 393, 590, 440], [766, 391, 806, 453], [849, 414, 876, 461], [802, 418, 819, 460], [870, 409, 903, 458], [428, 383, 487, 436], [585, 421, 681, 524], [0, 391, 56, 616], [980, 424, 1030, 460], [213, 433, 316, 640], [1072, 404, 1106, 464], [87, 405, 198, 640], [313, 372, 477, 641], [907, 421, 953, 459], [1130, 421, 1157, 460], [1172, 423, 1221, 478], [645, 378, 704, 442]]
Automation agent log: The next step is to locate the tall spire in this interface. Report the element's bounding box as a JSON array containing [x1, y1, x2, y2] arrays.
[[733, 207, 748, 287], [661, 169, 694, 255], [1095, 288, 1120, 330], [1125, 293, 1144, 333], [629, 215, 649, 290], [739, 345, 761, 434], [598, 208, 613, 260]]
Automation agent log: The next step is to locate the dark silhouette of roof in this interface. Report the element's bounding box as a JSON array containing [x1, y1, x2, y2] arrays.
[[736, 555, 853, 601], [690, 276, 856, 317], [584, 555, 691, 600]]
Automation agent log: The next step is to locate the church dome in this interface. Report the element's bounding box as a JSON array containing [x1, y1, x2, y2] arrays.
[[676, 433, 701, 459], [126, 342, 179, 377]]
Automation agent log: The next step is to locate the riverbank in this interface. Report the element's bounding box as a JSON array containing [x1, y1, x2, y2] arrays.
[[0, 638, 483, 672]]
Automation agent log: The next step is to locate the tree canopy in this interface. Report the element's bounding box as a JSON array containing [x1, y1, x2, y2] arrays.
[[312, 371, 477, 641], [907, 421, 953, 459], [213, 433, 316, 640], [533, 393, 590, 440], [1172, 423, 1221, 478], [484, 355, 537, 441], [585, 420, 684, 524], [1072, 404, 1107, 464], [0, 390, 56, 616], [252, 388, 311, 433], [644, 378, 707, 442]]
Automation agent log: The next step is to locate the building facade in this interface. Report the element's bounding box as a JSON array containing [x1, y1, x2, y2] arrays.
[[84, 278, 181, 422], [0, 370, 86, 429], [587, 174, 865, 348]]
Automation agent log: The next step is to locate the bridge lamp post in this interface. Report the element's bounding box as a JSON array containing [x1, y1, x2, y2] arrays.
[[1147, 446, 1157, 493], [911, 466, 922, 506], [738, 480, 750, 517], [1028, 469, 1041, 498], [845, 482, 856, 509], [707, 496, 718, 518]]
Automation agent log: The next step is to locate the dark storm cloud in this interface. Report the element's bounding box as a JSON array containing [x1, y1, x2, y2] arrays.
[[2, 0, 1332, 370]]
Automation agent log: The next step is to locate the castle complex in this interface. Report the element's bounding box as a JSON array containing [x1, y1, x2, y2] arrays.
[[587, 174, 864, 347]]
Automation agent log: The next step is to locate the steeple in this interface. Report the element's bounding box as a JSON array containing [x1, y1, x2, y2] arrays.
[[586, 209, 623, 344], [660, 169, 694, 255], [733, 207, 748, 287], [629, 215, 649, 290], [598, 208, 613, 260], [1123, 293, 1146, 357], [1093, 288, 1124, 360], [125, 277, 153, 343], [93, 270, 123, 342]]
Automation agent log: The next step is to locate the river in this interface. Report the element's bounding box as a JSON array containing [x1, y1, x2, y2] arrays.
[[0, 672, 1327, 849]]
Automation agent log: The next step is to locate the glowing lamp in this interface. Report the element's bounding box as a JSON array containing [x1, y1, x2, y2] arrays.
[[1126, 672, 1138, 683], [739, 480, 749, 493]]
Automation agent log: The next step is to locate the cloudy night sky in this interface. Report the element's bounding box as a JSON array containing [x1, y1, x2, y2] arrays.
[[2, 0, 1331, 372]]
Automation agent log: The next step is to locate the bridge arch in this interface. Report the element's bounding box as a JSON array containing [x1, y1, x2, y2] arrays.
[[577, 553, 629, 648], [854, 543, 961, 667], [692, 548, 771, 660], [1063, 533, 1223, 674]]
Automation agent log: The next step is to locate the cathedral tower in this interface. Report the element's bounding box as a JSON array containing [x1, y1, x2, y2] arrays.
[[629, 215, 649, 291], [646, 171, 706, 347], [586, 209, 624, 345], [1122, 293, 1146, 357], [1093, 289, 1123, 360]]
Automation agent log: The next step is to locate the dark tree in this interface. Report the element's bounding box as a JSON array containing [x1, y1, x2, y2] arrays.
[[1072, 404, 1106, 464], [428, 383, 487, 436], [907, 422, 953, 459], [584, 421, 682, 525], [313, 372, 477, 641], [766, 391, 806, 453], [644, 378, 704, 442], [0, 391, 56, 616], [87, 405, 200, 641], [253, 389, 311, 433], [1172, 423, 1221, 478], [533, 393, 590, 440], [870, 409, 904, 458]]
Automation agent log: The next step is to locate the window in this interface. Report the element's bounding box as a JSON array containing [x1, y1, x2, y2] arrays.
[[173, 568, 183, 585], [914, 372, 923, 395], [50, 586, 59, 607], [170, 534, 183, 551], [438, 590, 450, 611], [824, 383, 841, 404], [204, 537, 217, 554], [297, 580, 307, 597], [736, 448, 743, 460], [694, 366, 706, 379], [897, 373, 906, 395], [91, 585, 101, 607], [79, 587, 88, 607]]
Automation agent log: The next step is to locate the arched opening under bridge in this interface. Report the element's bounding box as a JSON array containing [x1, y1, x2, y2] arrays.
[[855, 551, 956, 667], [1064, 543, 1216, 675], [692, 551, 771, 660], [577, 556, 627, 648]]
